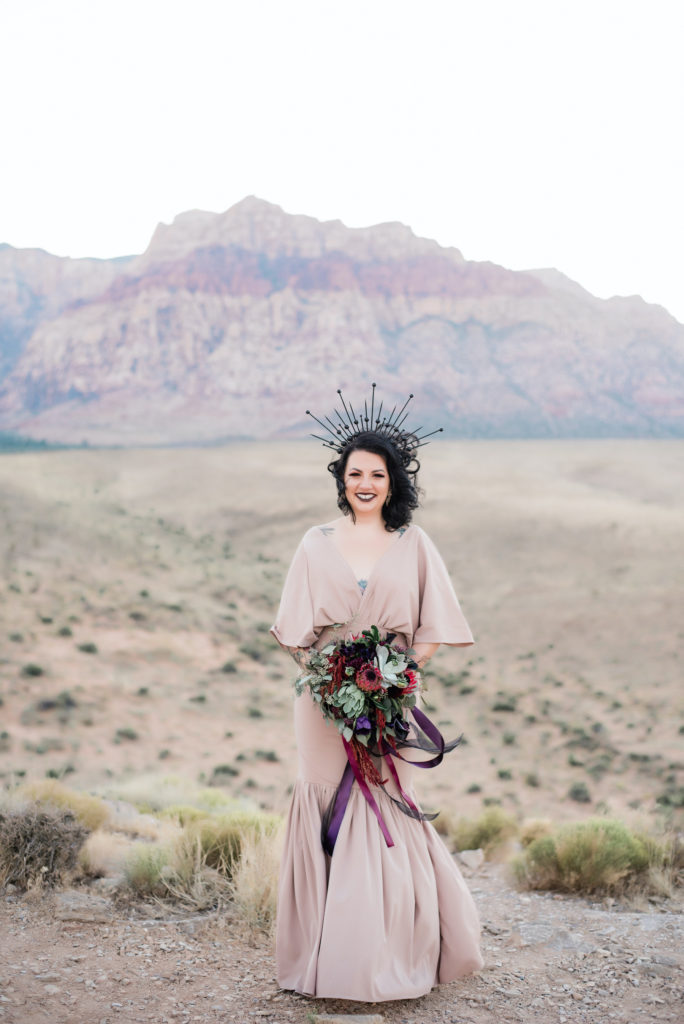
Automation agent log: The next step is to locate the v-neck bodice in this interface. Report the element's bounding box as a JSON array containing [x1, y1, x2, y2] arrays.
[[322, 523, 409, 595], [271, 523, 474, 652]]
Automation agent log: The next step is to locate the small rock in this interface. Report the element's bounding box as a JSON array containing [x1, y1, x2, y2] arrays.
[[44, 985, 60, 995], [56, 891, 112, 924], [458, 849, 485, 871], [313, 1016, 385, 1024]]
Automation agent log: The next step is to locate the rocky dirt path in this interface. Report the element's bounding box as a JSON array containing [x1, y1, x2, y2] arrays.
[[1, 866, 682, 1024]]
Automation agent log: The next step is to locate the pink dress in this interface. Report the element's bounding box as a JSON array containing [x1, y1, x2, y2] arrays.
[[270, 523, 483, 1002]]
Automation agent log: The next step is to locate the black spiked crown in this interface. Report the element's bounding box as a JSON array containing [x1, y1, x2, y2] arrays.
[[306, 383, 443, 467]]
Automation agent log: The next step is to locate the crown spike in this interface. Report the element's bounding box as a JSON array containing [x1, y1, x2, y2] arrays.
[[306, 386, 442, 460], [336, 389, 356, 432], [306, 410, 339, 440]]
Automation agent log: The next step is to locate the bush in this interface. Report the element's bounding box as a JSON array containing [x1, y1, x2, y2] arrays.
[[0, 804, 89, 889], [115, 727, 139, 742], [513, 818, 677, 896], [187, 811, 280, 879], [21, 664, 44, 677], [568, 782, 592, 803], [19, 780, 110, 831], [449, 806, 518, 857], [227, 823, 283, 934], [77, 642, 98, 654], [124, 844, 170, 897]]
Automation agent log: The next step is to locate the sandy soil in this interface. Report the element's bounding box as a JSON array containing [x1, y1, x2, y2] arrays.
[[1, 865, 682, 1024]]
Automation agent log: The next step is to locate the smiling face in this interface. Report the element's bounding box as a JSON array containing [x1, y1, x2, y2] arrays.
[[343, 449, 390, 519]]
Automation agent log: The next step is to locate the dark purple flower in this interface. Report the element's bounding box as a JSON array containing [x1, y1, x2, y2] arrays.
[[355, 715, 372, 733]]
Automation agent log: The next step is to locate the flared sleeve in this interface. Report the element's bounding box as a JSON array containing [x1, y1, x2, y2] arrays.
[[270, 534, 319, 649], [413, 527, 474, 647]]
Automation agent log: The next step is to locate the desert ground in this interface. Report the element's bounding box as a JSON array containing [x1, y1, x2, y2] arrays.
[[1, 439, 683, 1024], [0, 440, 682, 826]]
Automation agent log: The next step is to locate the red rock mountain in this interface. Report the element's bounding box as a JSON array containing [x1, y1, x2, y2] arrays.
[[0, 197, 682, 444]]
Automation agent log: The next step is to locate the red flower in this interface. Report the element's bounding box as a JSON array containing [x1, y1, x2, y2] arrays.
[[356, 663, 384, 692], [403, 669, 419, 694]]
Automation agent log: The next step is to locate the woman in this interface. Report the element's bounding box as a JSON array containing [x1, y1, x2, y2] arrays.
[[270, 388, 483, 1002]]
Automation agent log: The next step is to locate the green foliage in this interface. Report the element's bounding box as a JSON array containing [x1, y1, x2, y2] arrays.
[[57, 626, 73, 637], [449, 806, 518, 857], [77, 642, 98, 654], [221, 661, 238, 674], [185, 811, 281, 879], [513, 818, 676, 896], [124, 844, 170, 896], [0, 804, 89, 889], [568, 781, 592, 803], [114, 727, 139, 742], [21, 663, 44, 677], [492, 693, 517, 712]]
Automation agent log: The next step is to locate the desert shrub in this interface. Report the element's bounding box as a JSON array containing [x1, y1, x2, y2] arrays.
[[189, 693, 207, 703], [466, 783, 482, 794], [188, 812, 280, 878], [449, 806, 518, 857], [115, 727, 139, 742], [79, 830, 132, 879], [9, 632, 23, 642], [221, 661, 238, 674], [77, 642, 98, 654], [525, 772, 540, 788], [492, 693, 517, 712], [0, 804, 89, 889], [520, 818, 554, 848], [239, 639, 272, 663], [513, 818, 679, 896], [161, 804, 207, 826], [568, 782, 592, 803], [124, 843, 170, 896], [57, 626, 73, 637], [21, 663, 44, 677], [503, 732, 516, 745], [36, 691, 77, 712], [247, 707, 263, 719], [255, 749, 279, 763], [19, 780, 110, 830], [0, 731, 11, 752], [227, 822, 283, 934], [211, 764, 239, 783]]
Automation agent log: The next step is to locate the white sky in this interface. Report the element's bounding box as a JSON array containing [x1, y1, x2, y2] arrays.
[[1, 0, 683, 322]]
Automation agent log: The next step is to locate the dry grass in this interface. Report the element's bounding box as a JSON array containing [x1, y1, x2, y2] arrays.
[[448, 806, 519, 858], [79, 830, 134, 878], [19, 779, 110, 831], [513, 818, 683, 897], [226, 821, 284, 935]]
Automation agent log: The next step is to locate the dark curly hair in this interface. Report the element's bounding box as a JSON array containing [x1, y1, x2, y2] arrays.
[[327, 431, 421, 531]]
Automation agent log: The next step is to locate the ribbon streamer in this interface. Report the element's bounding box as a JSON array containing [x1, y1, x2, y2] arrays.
[[323, 709, 453, 854]]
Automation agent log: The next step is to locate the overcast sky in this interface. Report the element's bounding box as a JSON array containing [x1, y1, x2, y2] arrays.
[[1, 0, 682, 322]]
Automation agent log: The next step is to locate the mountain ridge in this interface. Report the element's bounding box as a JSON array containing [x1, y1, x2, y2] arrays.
[[0, 197, 682, 444]]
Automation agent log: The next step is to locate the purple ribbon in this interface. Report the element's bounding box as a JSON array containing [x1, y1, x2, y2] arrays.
[[323, 710, 448, 855]]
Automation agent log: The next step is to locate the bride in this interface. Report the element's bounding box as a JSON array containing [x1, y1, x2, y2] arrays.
[[270, 386, 483, 1002]]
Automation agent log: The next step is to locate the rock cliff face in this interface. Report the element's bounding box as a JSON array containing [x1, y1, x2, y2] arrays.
[[0, 197, 682, 443]]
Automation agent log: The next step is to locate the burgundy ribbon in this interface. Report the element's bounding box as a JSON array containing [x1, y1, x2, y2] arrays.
[[323, 710, 448, 855]]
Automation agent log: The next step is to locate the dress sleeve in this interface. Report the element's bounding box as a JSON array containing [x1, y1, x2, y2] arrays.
[[413, 528, 474, 647], [270, 535, 319, 649]]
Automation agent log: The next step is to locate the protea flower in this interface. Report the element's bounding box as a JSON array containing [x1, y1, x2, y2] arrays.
[[356, 663, 384, 692]]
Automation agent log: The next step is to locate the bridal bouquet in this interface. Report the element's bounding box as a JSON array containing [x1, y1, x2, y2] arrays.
[[296, 625, 456, 854], [295, 625, 420, 787]]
